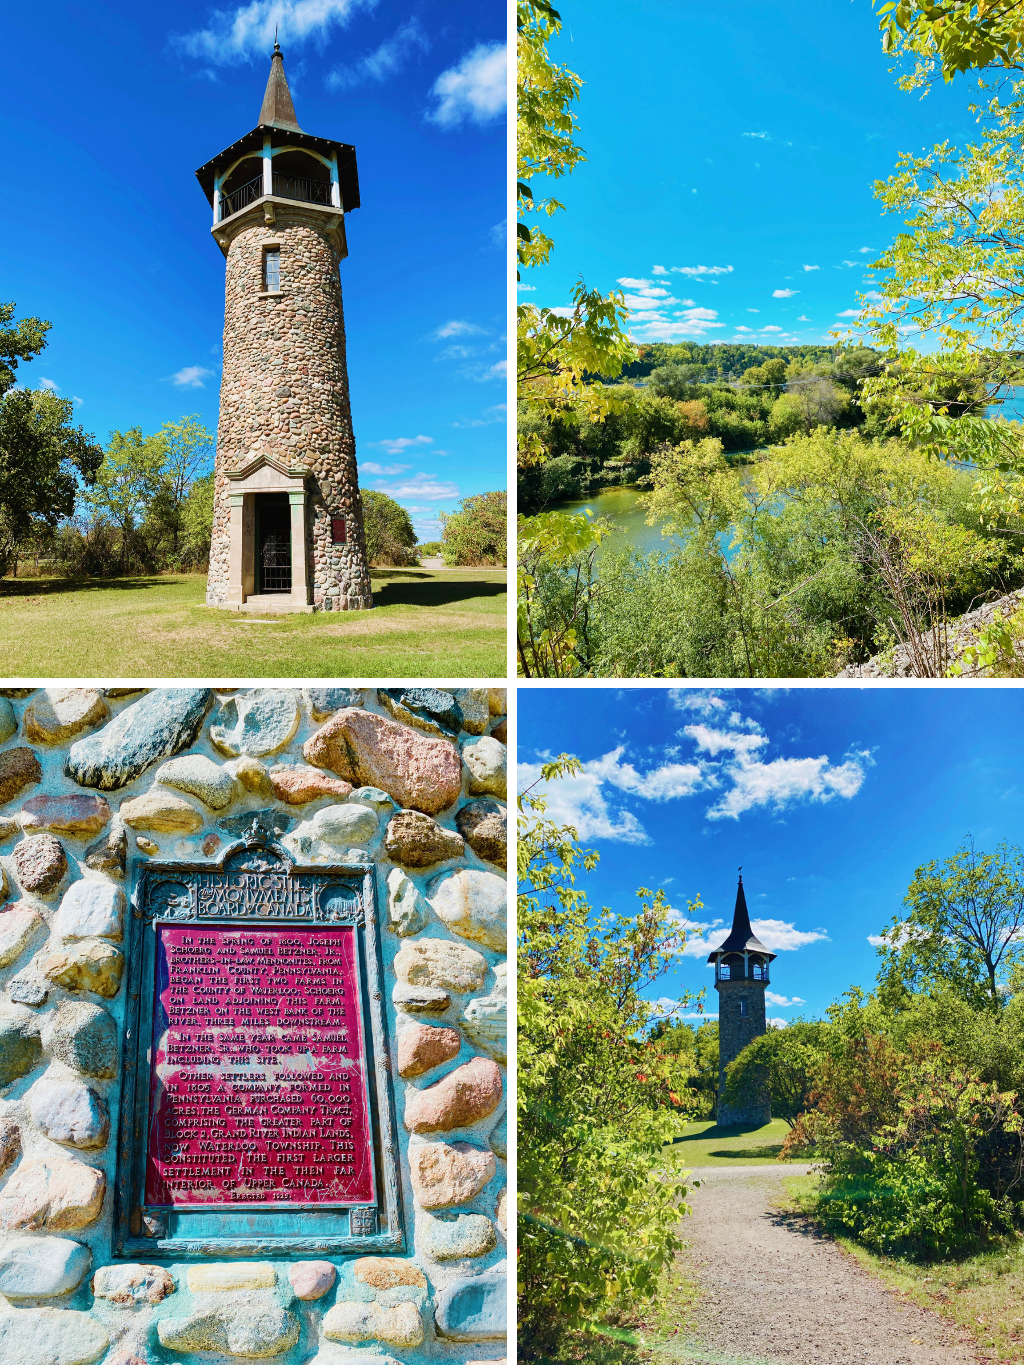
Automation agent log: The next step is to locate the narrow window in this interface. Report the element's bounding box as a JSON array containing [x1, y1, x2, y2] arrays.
[[264, 247, 281, 292], [739, 999, 748, 1017]]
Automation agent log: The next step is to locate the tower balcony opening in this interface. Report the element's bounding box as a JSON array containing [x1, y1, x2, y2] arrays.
[[220, 171, 333, 221]]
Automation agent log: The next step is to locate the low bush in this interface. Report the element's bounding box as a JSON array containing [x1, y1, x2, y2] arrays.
[[441, 490, 507, 566]]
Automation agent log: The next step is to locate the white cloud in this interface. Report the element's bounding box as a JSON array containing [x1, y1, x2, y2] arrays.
[[836, 308, 862, 318], [768, 1018, 789, 1029], [326, 16, 427, 89], [586, 746, 705, 800], [435, 320, 486, 339], [684, 724, 766, 758], [453, 404, 506, 428], [517, 283, 536, 291], [73, 396, 84, 405], [367, 472, 459, 500], [706, 750, 871, 821], [796, 314, 811, 322], [747, 308, 760, 313], [862, 291, 884, 301], [766, 991, 806, 1007], [773, 288, 799, 298], [867, 934, 887, 947], [698, 918, 829, 953], [802, 265, 820, 272], [427, 42, 506, 127], [619, 278, 723, 340], [490, 219, 506, 247], [38, 377, 59, 392], [174, 0, 369, 62], [170, 366, 214, 389], [671, 265, 733, 277], [670, 691, 726, 717], [652, 265, 668, 275], [360, 462, 411, 475], [518, 761, 651, 845], [759, 325, 783, 333], [733, 326, 752, 333], [479, 359, 507, 381], [370, 435, 433, 455], [743, 131, 770, 139], [840, 260, 858, 268], [858, 246, 873, 253]]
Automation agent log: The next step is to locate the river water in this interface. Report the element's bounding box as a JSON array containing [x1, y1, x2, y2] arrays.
[[550, 485, 686, 558]]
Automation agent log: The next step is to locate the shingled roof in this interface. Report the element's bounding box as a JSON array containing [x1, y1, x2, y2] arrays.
[[707, 876, 777, 962]]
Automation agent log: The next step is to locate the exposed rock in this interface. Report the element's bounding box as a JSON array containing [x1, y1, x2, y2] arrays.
[[0, 1234, 91, 1298], [312, 802, 378, 846], [322, 1301, 423, 1349], [186, 1261, 276, 1292], [0, 689, 34, 697], [393, 984, 451, 1014], [395, 938, 488, 994], [397, 1023, 461, 1078], [289, 1259, 335, 1299], [0, 901, 43, 966], [454, 687, 490, 735], [304, 687, 364, 719], [13, 834, 67, 894], [93, 1262, 175, 1304], [0, 1306, 108, 1365], [0, 1156, 105, 1230], [429, 868, 507, 953], [104, 688, 147, 698], [218, 807, 293, 843], [229, 755, 273, 798], [119, 790, 203, 834], [409, 1141, 496, 1209], [348, 787, 397, 816], [9, 975, 47, 1006], [53, 881, 124, 942], [0, 1011, 42, 1085], [488, 688, 506, 716], [0, 1118, 20, 1174], [304, 709, 463, 815], [462, 736, 507, 800], [210, 688, 300, 758], [47, 1002, 117, 1078], [384, 810, 464, 867], [463, 989, 507, 1064], [0, 697, 16, 744], [377, 687, 463, 740], [0, 747, 42, 806], [20, 794, 111, 838], [157, 1301, 299, 1356], [435, 1270, 507, 1341], [40, 940, 124, 998], [496, 1186, 507, 1234], [419, 1211, 497, 1261], [135, 837, 158, 855], [386, 868, 429, 937], [0, 815, 18, 841], [351, 1256, 428, 1292], [65, 688, 212, 790], [455, 798, 507, 868], [155, 754, 237, 810], [84, 823, 126, 878], [24, 690, 110, 746], [269, 765, 353, 805], [405, 1056, 503, 1133], [28, 1079, 109, 1149], [491, 718, 507, 745]]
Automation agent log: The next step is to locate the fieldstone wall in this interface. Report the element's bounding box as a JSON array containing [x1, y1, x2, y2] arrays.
[[207, 210, 374, 612], [716, 980, 770, 1128], [0, 686, 507, 1365]]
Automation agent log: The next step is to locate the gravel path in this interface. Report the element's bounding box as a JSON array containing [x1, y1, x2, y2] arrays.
[[672, 1165, 980, 1365]]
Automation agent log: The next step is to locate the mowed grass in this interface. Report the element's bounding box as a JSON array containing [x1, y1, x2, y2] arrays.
[[665, 1117, 799, 1167], [0, 570, 507, 679]]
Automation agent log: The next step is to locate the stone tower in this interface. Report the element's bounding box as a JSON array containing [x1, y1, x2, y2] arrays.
[[709, 874, 776, 1127], [196, 43, 373, 612]]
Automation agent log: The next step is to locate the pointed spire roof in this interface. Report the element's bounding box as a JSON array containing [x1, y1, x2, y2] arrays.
[[259, 42, 302, 132], [707, 874, 776, 962]]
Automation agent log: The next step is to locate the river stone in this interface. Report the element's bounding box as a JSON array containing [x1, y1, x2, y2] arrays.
[[0, 1117, 19, 1173], [304, 687, 364, 720], [186, 1262, 276, 1292], [0, 748, 42, 805], [54, 881, 124, 942], [0, 1235, 91, 1298], [455, 799, 507, 867], [29, 1079, 109, 1149], [48, 1002, 117, 1078], [348, 786, 397, 816], [454, 688, 490, 735], [210, 688, 300, 758], [487, 688, 506, 716], [435, 1271, 507, 1341], [104, 687, 147, 698], [496, 1186, 507, 1234], [462, 736, 507, 800], [93, 1262, 175, 1303], [157, 1300, 299, 1356], [21, 794, 111, 838], [322, 1301, 423, 1348], [405, 1056, 503, 1134], [119, 790, 204, 834], [155, 754, 236, 810], [398, 1023, 461, 1078], [350, 1256, 428, 1294], [135, 836, 158, 855], [419, 1211, 497, 1261], [9, 975, 47, 1006], [0, 1306, 109, 1365], [0, 697, 16, 744], [429, 868, 507, 953], [488, 1116, 506, 1162], [228, 755, 273, 797], [395, 938, 487, 994], [385, 811, 464, 867], [0, 1010, 42, 1086], [84, 823, 126, 878], [24, 690, 110, 746], [289, 1259, 335, 1299], [0, 815, 17, 841], [313, 802, 378, 846], [40, 940, 124, 998], [462, 990, 507, 1064], [0, 1156, 105, 1230], [0, 901, 43, 966], [491, 718, 507, 744], [65, 688, 212, 790], [304, 709, 463, 815], [377, 688, 463, 740], [13, 834, 67, 894], [386, 869, 429, 937], [270, 765, 353, 805], [393, 984, 451, 1013], [409, 1141, 496, 1209]]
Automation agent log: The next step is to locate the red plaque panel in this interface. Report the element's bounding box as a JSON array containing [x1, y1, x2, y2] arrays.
[[331, 517, 347, 544], [144, 924, 375, 1209]]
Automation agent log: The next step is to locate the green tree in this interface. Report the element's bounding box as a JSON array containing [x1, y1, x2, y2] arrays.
[[361, 490, 417, 567], [722, 1023, 824, 1127], [84, 428, 166, 573], [149, 414, 214, 562], [874, 0, 1024, 90], [440, 490, 506, 566], [0, 301, 50, 392]]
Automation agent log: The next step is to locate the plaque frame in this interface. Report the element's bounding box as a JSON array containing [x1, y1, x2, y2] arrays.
[[113, 833, 405, 1259]]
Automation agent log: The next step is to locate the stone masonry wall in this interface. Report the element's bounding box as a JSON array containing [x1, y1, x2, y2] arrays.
[[0, 685, 507, 1365], [716, 980, 770, 1127], [207, 210, 373, 612]]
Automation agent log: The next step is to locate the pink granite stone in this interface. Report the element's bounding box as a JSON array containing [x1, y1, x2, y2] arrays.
[[404, 1057, 503, 1134], [289, 1260, 337, 1300], [304, 709, 462, 815]]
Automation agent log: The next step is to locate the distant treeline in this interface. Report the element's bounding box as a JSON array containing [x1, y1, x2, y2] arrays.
[[620, 341, 850, 384]]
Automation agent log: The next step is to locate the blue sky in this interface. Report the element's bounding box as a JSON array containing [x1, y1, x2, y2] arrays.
[[518, 685, 1024, 1026], [7, 0, 505, 540], [521, 0, 983, 350]]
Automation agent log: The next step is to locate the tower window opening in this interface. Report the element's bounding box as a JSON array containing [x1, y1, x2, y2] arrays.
[[739, 999, 748, 1017], [263, 247, 281, 292]]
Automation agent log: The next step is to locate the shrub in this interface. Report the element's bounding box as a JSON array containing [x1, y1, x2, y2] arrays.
[[361, 490, 418, 567], [441, 490, 506, 566]]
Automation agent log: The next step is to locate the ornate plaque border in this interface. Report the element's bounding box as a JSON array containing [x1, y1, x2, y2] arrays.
[[112, 835, 405, 1259]]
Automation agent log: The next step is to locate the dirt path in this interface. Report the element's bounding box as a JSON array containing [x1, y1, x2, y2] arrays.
[[673, 1165, 980, 1365]]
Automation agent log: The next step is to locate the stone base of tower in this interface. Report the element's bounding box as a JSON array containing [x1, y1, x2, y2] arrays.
[[716, 1096, 771, 1128]]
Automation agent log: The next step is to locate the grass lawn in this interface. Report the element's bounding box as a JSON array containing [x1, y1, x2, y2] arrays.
[[0, 570, 507, 678], [664, 1117, 799, 1167]]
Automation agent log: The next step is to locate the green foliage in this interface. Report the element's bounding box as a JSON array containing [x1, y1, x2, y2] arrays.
[[0, 301, 50, 396], [416, 540, 443, 557], [649, 1019, 720, 1117], [361, 490, 418, 568], [83, 427, 166, 573], [874, 0, 1024, 90], [440, 490, 506, 566], [517, 509, 610, 675], [723, 1023, 825, 1127]]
